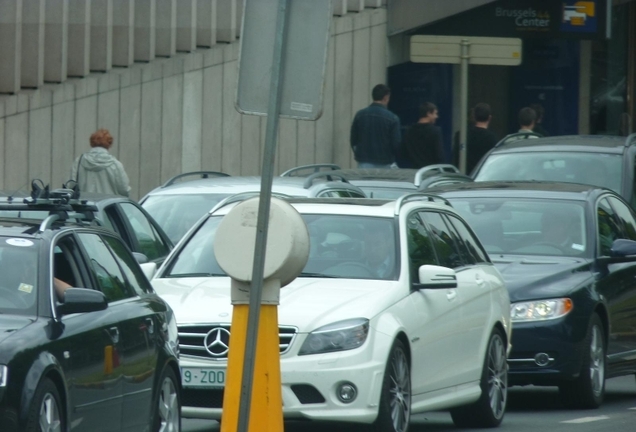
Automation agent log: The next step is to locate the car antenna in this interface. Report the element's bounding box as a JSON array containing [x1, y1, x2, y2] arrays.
[[6, 180, 31, 203]]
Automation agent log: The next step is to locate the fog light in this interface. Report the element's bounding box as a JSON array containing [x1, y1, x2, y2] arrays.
[[337, 382, 357, 403], [534, 352, 550, 367]]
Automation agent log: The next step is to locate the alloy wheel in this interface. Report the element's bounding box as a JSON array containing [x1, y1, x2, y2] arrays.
[[589, 324, 605, 397], [39, 393, 62, 432], [389, 348, 411, 432], [158, 376, 180, 432], [487, 335, 507, 420]]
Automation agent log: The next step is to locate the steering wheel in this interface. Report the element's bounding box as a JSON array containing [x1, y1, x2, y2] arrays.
[[324, 261, 376, 278], [0, 286, 31, 308]]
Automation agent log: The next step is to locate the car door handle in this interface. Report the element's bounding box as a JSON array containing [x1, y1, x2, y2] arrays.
[[446, 290, 457, 301], [108, 327, 120, 344], [475, 274, 486, 286], [145, 318, 155, 334]]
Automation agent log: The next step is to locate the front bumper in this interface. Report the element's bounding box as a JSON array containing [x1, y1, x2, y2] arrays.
[[180, 341, 386, 423]]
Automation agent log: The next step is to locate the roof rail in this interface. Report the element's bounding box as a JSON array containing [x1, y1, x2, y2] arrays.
[[393, 193, 452, 215], [162, 171, 230, 188], [208, 191, 293, 215], [624, 132, 636, 147], [414, 164, 459, 187], [494, 131, 543, 148], [280, 164, 342, 177], [302, 171, 350, 189]]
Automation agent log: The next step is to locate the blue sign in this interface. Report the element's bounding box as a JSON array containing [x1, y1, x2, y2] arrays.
[[560, 1, 598, 33]]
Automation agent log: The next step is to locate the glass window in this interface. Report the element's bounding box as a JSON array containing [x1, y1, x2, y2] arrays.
[[419, 212, 463, 269], [78, 233, 132, 302], [119, 203, 170, 261], [446, 214, 489, 264], [406, 213, 437, 281], [608, 196, 636, 241], [104, 235, 152, 296], [597, 198, 623, 256], [0, 237, 39, 315]]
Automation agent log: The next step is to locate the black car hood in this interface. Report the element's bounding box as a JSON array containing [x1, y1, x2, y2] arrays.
[[490, 255, 593, 302], [0, 315, 35, 344]]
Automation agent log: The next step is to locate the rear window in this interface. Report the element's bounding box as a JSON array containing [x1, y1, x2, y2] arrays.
[[475, 152, 622, 194]]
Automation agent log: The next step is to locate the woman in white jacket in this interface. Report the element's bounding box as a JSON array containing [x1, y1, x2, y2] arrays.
[[71, 129, 131, 197]]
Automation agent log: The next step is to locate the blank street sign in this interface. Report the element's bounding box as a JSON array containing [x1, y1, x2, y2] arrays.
[[410, 35, 522, 66]]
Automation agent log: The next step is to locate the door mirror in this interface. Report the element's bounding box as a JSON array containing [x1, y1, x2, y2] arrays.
[[57, 288, 107, 315], [610, 239, 636, 257], [140, 262, 157, 281], [417, 265, 457, 289]]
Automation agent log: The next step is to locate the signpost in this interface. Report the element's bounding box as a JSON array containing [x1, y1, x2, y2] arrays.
[[410, 35, 522, 174], [223, 1, 331, 432]]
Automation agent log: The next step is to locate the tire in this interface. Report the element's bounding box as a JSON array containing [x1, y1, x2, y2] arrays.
[[371, 339, 411, 432], [152, 366, 181, 432], [451, 328, 508, 428], [25, 378, 64, 432], [559, 313, 605, 409]]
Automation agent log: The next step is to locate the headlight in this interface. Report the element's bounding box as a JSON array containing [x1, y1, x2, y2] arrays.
[[0, 365, 7, 387], [511, 298, 573, 322], [298, 318, 369, 355]]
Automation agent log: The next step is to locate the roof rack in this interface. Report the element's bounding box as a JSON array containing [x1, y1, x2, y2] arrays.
[[494, 131, 543, 148], [302, 171, 351, 189], [162, 171, 230, 188], [208, 191, 293, 215], [414, 164, 459, 187], [393, 193, 452, 215], [280, 164, 342, 177]]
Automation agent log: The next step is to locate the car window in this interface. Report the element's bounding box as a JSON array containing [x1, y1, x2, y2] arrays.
[[598, 198, 624, 256], [318, 190, 351, 198], [445, 214, 489, 264], [118, 202, 170, 261], [419, 212, 463, 269], [0, 237, 39, 315], [103, 205, 130, 244], [104, 235, 153, 296], [607, 196, 636, 241], [406, 213, 438, 281], [475, 152, 622, 194], [78, 233, 133, 302]]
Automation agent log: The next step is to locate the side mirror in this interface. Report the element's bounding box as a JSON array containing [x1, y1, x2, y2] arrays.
[[133, 252, 149, 264], [610, 239, 636, 257], [140, 262, 157, 280], [57, 288, 107, 315], [417, 265, 458, 289]]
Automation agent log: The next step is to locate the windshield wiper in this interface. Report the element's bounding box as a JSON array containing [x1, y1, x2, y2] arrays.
[[299, 272, 337, 278], [166, 272, 227, 278]]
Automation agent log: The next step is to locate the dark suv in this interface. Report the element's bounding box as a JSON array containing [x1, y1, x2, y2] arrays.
[[0, 188, 181, 431], [472, 133, 636, 207]]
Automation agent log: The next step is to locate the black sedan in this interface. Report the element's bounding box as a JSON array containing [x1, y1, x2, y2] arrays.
[[427, 181, 636, 409], [0, 193, 181, 431]]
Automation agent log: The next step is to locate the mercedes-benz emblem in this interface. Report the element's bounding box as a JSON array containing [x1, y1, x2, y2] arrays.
[[203, 327, 230, 357]]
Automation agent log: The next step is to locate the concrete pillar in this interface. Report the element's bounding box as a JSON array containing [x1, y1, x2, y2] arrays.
[[235, 0, 242, 38], [196, 0, 216, 47], [91, 0, 113, 72], [45, 0, 68, 83], [347, 0, 364, 12], [67, 0, 90, 77], [177, 0, 196, 52], [0, 0, 23, 94], [333, 0, 347, 16], [156, 0, 176, 57], [21, 0, 45, 89], [216, 0, 235, 43], [365, 0, 382, 7], [113, 0, 134, 67], [135, 0, 156, 62]]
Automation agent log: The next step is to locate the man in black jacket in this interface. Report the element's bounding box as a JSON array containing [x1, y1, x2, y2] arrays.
[[404, 102, 444, 169], [350, 84, 402, 168]]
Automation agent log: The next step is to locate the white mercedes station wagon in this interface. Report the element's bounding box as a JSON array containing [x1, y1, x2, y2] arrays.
[[149, 194, 511, 432]]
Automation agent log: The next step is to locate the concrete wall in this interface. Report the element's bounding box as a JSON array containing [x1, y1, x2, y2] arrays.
[[0, 7, 388, 200]]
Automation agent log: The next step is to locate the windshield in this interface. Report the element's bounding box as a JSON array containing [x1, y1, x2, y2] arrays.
[[475, 152, 622, 193], [166, 214, 398, 280], [0, 237, 39, 315], [448, 198, 588, 258], [142, 194, 230, 244]]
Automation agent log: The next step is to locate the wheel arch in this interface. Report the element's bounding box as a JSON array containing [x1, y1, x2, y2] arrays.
[[19, 352, 68, 428], [593, 303, 609, 347]]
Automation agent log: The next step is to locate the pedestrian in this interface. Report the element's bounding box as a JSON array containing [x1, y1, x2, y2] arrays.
[[530, 103, 549, 137], [350, 84, 401, 169], [404, 102, 444, 169], [517, 107, 540, 137], [71, 128, 131, 196], [465, 103, 498, 173]]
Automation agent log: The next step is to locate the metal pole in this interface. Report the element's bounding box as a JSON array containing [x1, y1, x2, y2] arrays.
[[237, 0, 289, 431], [459, 39, 470, 175]]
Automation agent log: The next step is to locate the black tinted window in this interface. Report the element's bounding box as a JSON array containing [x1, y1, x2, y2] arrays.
[[119, 202, 170, 261], [78, 233, 132, 302], [446, 214, 489, 264], [104, 235, 152, 296], [608, 196, 636, 241], [406, 214, 437, 280], [597, 198, 623, 256], [420, 212, 463, 269]]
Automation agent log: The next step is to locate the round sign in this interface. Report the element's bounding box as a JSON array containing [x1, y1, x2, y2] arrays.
[[6, 238, 34, 247]]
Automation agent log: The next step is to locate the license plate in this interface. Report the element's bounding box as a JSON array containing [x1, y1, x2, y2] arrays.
[[181, 367, 226, 388]]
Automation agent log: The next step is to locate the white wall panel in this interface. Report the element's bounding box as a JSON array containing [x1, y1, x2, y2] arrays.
[[139, 79, 162, 196], [182, 70, 203, 172], [28, 107, 52, 185], [4, 114, 29, 190], [160, 74, 183, 183], [202, 64, 223, 171], [118, 84, 141, 199]]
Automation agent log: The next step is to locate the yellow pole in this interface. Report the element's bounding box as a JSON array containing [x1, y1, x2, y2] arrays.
[[221, 304, 284, 432]]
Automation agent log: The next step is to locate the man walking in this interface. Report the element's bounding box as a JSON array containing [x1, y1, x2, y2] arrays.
[[518, 107, 538, 134], [404, 102, 444, 169], [465, 103, 497, 173], [350, 84, 401, 169]]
